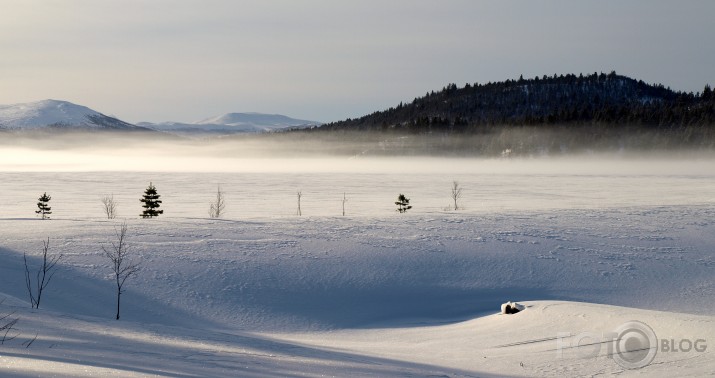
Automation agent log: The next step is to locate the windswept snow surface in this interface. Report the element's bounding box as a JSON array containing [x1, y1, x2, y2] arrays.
[[0, 164, 714, 376]]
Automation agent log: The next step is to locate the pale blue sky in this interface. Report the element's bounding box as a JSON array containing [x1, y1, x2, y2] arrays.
[[1, 0, 713, 123]]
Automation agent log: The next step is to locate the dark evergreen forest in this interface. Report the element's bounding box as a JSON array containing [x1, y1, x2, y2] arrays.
[[319, 72, 714, 131], [291, 72, 715, 155]]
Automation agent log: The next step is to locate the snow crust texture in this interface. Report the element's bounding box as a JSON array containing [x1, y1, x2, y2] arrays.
[[0, 169, 714, 376]]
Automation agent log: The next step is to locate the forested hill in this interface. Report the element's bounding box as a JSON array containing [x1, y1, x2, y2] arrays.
[[317, 72, 715, 132]]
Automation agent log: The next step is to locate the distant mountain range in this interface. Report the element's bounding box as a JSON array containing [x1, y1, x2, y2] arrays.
[[0, 99, 147, 131], [0, 99, 321, 135], [138, 113, 321, 135], [4, 72, 714, 155]]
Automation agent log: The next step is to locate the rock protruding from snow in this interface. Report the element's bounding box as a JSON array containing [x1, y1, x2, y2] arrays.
[[501, 301, 524, 314]]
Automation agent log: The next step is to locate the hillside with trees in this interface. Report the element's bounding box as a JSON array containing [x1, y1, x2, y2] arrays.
[[301, 72, 715, 155]]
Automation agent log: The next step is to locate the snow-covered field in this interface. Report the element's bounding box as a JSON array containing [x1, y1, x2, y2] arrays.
[[1, 156, 714, 377]]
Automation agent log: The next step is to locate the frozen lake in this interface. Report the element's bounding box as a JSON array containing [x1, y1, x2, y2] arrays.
[[1, 156, 714, 219], [2, 154, 715, 376]]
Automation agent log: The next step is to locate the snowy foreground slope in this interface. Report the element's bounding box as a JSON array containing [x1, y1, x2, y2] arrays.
[[1, 203, 714, 376]]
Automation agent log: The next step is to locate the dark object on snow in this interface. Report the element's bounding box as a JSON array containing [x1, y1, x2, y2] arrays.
[[395, 194, 412, 213], [140, 182, 163, 218], [501, 301, 524, 314], [36, 192, 52, 220]]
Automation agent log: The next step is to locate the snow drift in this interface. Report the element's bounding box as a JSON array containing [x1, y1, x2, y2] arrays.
[[0, 164, 714, 376]]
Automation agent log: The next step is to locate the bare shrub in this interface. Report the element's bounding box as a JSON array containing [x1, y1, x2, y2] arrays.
[[341, 192, 348, 216], [102, 222, 141, 320], [24, 238, 63, 309], [209, 186, 226, 218], [101, 194, 118, 219], [450, 181, 463, 211], [297, 190, 302, 216]]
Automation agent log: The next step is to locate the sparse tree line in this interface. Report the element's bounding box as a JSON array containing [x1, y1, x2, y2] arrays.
[[2, 181, 467, 346], [31, 181, 467, 219], [34, 182, 166, 221]]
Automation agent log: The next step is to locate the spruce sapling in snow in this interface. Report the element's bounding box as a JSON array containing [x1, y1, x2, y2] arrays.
[[36, 192, 52, 220], [140, 182, 163, 218], [395, 194, 412, 213]]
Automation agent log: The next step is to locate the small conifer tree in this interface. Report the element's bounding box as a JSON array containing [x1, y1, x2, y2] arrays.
[[140, 182, 163, 218], [36, 192, 52, 220], [395, 194, 412, 213]]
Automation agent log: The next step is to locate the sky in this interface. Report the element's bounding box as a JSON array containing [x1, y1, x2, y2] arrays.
[[1, 0, 714, 124]]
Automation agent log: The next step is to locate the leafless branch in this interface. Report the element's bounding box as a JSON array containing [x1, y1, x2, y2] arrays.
[[22, 333, 38, 348], [23, 238, 63, 309], [0, 306, 19, 344]]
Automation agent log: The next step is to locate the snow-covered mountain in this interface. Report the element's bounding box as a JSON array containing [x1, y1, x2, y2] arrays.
[[197, 112, 320, 129], [0, 100, 319, 136], [0, 99, 146, 131], [139, 112, 321, 135]]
